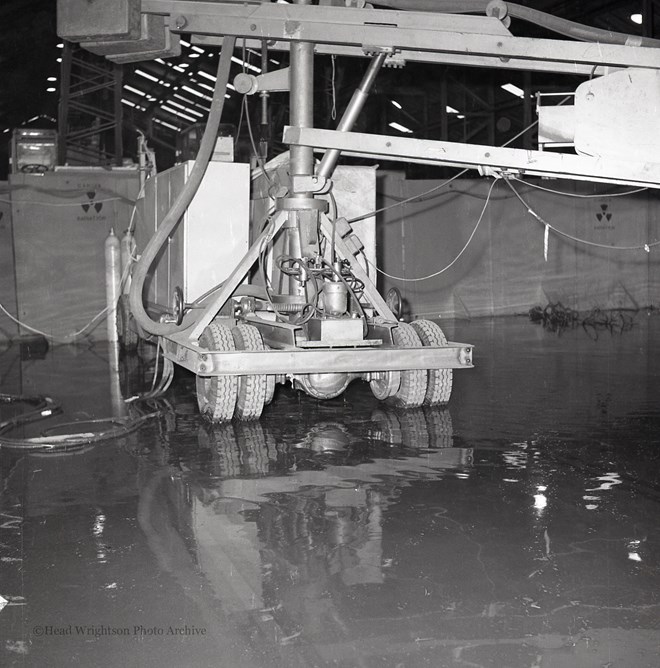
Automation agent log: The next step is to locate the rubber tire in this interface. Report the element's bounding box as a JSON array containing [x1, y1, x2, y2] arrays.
[[197, 422, 240, 478], [371, 407, 429, 448], [234, 422, 272, 475], [411, 319, 453, 406], [423, 407, 453, 448], [196, 322, 238, 422], [385, 322, 427, 409], [117, 295, 139, 351], [232, 323, 267, 421]]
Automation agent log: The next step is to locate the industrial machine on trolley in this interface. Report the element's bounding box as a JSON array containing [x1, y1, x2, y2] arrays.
[[57, 0, 660, 422]]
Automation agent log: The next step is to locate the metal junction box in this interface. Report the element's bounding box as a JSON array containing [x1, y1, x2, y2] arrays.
[[137, 161, 250, 313]]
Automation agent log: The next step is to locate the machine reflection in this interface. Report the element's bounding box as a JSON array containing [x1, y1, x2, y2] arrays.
[[135, 403, 472, 656]]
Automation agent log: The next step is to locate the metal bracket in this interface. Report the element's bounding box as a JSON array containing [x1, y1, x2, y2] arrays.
[[233, 67, 290, 95], [362, 45, 404, 66], [486, 0, 512, 29], [276, 197, 328, 212], [291, 174, 332, 194]]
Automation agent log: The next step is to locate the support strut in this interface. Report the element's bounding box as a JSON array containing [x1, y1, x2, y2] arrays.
[[317, 51, 387, 180]]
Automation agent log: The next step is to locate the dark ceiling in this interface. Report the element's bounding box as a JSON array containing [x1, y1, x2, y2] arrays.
[[0, 0, 656, 179]]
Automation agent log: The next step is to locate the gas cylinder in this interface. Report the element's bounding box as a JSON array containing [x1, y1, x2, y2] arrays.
[[105, 228, 121, 342]]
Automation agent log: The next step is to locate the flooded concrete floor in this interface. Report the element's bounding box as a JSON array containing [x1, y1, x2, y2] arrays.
[[1, 315, 659, 667]]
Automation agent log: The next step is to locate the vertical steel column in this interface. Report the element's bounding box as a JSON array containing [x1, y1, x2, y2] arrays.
[[280, 0, 316, 300], [58, 41, 73, 165], [289, 0, 315, 195], [259, 40, 270, 162], [113, 63, 124, 166], [522, 71, 533, 149]]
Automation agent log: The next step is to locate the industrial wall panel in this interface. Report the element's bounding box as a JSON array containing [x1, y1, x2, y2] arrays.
[[10, 169, 140, 340], [0, 183, 18, 342], [378, 174, 658, 318], [0, 182, 21, 391]]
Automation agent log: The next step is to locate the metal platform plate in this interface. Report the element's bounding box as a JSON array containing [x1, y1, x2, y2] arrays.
[[297, 339, 382, 349], [161, 330, 473, 376]]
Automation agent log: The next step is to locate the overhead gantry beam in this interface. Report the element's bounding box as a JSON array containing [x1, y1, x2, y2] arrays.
[[140, 0, 660, 75], [284, 126, 660, 189]]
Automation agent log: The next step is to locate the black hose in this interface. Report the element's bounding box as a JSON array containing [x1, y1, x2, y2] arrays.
[[129, 37, 237, 337], [371, 0, 660, 48], [0, 392, 159, 452], [0, 394, 62, 434]]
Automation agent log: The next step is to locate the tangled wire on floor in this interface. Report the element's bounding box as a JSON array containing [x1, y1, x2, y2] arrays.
[[529, 302, 637, 338]]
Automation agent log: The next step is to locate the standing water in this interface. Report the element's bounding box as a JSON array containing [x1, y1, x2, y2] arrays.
[[1, 315, 659, 667]]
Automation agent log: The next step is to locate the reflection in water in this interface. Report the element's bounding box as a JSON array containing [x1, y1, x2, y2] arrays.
[[130, 403, 471, 663], [149, 405, 471, 658], [3, 316, 660, 667], [193, 404, 469, 497]]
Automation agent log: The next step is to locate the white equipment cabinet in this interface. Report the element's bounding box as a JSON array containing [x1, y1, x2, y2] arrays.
[[137, 161, 250, 312]]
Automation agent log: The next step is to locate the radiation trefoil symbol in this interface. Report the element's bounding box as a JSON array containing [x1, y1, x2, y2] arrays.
[[81, 191, 103, 214], [596, 204, 612, 222]]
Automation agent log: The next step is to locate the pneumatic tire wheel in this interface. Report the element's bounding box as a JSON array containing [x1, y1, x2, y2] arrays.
[[196, 322, 238, 422], [385, 322, 427, 409], [411, 320, 453, 406], [371, 407, 429, 448], [232, 323, 267, 420]]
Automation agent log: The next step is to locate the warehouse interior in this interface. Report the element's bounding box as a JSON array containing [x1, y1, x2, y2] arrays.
[[1, 1, 659, 667]]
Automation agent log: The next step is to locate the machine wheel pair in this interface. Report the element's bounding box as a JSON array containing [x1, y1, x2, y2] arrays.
[[196, 322, 275, 422], [370, 320, 453, 408]]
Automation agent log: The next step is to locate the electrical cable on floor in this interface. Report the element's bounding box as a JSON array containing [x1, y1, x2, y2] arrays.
[[0, 300, 109, 345], [505, 178, 660, 252], [0, 411, 158, 453], [358, 177, 499, 282], [0, 372, 169, 453]]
